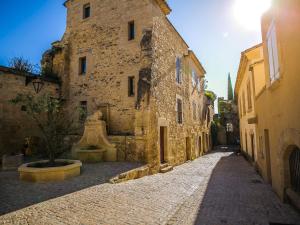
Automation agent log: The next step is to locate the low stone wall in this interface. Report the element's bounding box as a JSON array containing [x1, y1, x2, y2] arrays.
[[109, 165, 150, 184], [108, 136, 146, 162]]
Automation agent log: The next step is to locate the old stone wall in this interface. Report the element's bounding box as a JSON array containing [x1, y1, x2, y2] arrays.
[[56, 0, 164, 136], [44, 0, 210, 169], [108, 135, 146, 162], [0, 71, 60, 158], [149, 16, 209, 168]]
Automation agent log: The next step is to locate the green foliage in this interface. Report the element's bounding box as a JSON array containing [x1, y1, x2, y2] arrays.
[[41, 66, 58, 78], [228, 73, 234, 101], [11, 94, 75, 164], [205, 90, 217, 102]]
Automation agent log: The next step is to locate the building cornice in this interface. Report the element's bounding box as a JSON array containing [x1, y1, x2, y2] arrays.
[[64, 0, 172, 15], [188, 50, 206, 76], [234, 43, 262, 95], [154, 0, 171, 15]]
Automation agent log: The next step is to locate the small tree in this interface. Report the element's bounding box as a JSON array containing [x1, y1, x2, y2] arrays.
[[9, 57, 35, 74], [11, 94, 74, 165]]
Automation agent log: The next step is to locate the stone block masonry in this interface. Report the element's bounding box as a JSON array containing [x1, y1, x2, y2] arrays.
[[40, 0, 213, 170]]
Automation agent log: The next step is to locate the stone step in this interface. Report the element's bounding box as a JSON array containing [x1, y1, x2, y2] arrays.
[[160, 165, 173, 173], [160, 163, 169, 169]]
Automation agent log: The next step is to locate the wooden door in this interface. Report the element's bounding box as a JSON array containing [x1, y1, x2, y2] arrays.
[[160, 127, 165, 163], [251, 134, 255, 161], [186, 137, 191, 161], [264, 129, 272, 183]]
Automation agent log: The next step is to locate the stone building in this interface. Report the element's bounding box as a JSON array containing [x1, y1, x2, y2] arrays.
[[215, 74, 239, 145], [235, 44, 264, 163], [257, 0, 300, 205], [40, 0, 212, 171], [0, 66, 60, 158], [235, 0, 300, 208]]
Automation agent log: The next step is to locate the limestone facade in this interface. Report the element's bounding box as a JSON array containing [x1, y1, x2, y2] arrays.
[[0, 66, 60, 157], [256, 0, 300, 201], [235, 44, 265, 162], [235, 0, 300, 204], [42, 0, 212, 170]]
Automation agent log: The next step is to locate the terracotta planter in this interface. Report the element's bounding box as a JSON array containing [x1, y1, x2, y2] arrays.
[[18, 159, 82, 182], [76, 149, 106, 163], [2, 154, 24, 171]]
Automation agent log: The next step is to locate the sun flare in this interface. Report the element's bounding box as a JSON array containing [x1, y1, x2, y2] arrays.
[[233, 0, 272, 31]]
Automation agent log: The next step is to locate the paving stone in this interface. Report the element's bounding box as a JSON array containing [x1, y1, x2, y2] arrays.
[[0, 149, 299, 225]]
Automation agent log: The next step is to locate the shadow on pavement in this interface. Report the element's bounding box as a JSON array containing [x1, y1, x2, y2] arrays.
[[0, 162, 142, 216], [193, 147, 300, 225]]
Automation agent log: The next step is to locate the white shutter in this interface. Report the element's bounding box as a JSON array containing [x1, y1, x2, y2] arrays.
[[267, 35, 275, 82], [271, 25, 280, 80], [266, 20, 280, 83]]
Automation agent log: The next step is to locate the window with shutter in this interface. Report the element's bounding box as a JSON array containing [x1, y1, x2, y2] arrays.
[[176, 98, 183, 124], [267, 20, 280, 83], [242, 91, 246, 115], [247, 81, 252, 110], [192, 70, 197, 87], [176, 57, 182, 84]]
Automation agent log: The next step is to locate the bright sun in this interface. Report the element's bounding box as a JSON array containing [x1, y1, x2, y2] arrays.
[[233, 0, 272, 31]]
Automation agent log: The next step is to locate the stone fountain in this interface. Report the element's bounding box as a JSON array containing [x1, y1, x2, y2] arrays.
[[72, 111, 117, 163]]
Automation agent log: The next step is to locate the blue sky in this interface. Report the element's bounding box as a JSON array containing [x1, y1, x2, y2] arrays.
[[0, 0, 263, 100]]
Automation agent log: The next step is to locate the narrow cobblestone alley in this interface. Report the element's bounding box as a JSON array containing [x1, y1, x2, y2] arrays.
[[0, 149, 299, 225]]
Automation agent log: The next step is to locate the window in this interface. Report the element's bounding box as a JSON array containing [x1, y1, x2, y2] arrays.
[[247, 81, 252, 110], [242, 91, 246, 115], [128, 76, 135, 97], [128, 21, 135, 40], [239, 99, 242, 118], [176, 57, 182, 84], [267, 20, 280, 83], [192, 101, 197, 121], [79, 57, 87, 75], [226, 123, 233, 132], [176, 98, 183, 124], [83, 3, 90, 19], [197, 78, 201, 92], [192, 70, 197, 87], [79, 101, 87, 121]]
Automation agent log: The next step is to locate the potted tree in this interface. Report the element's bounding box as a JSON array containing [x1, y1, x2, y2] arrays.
[[11, 93, 82, 182]]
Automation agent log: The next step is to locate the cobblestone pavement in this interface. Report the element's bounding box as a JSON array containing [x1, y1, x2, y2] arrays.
[[0, 162, 143, 215], [0, 149, 299, 225]]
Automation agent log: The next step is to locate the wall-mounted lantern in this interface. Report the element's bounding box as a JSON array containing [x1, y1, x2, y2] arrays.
[[32, 78, 44, 94]]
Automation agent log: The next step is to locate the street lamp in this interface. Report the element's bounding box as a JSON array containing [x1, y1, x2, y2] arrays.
[[32, 78, 44, 94]]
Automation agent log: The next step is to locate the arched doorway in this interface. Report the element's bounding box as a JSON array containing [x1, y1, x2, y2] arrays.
[[289, 146, 300, 193]]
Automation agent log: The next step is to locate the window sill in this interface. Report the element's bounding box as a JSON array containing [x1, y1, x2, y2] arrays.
[[176, 82, 183, 87], [268, 77, 281, 91], [82, 17, 91, 22]]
